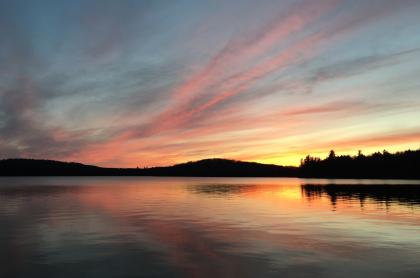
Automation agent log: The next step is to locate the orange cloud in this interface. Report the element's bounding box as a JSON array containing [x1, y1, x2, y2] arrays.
[[137, 1, 338, 136], [173, 0, 337, 101], [332, 130, 420, 149]]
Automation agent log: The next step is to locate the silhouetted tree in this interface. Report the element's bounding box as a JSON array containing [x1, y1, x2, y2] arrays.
[[328, 150, 336, 160], [299, 148, 420, 179]]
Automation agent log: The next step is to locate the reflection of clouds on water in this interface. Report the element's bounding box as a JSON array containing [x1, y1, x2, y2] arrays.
[[2, 178, 420, 277], [0, 185, 78, 197], [301, 183, 420, 208]]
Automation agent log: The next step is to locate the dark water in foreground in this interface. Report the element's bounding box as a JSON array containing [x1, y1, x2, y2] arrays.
[[1, 177, 420, 278]]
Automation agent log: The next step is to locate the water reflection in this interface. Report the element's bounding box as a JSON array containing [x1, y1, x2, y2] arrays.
[[188, 183, 257, 196], [1, 177, 420, 278], [302, 183, 420, 207], [0, 185, 77, 196]]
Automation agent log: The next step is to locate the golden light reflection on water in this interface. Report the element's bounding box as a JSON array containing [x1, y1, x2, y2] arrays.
[[1, 177, 420, 278]]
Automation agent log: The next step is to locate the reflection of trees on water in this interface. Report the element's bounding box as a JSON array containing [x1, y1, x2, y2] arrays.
[[301, 184, 420, 209]]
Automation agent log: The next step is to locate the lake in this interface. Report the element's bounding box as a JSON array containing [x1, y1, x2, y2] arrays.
[[1, 177, 420, 278]]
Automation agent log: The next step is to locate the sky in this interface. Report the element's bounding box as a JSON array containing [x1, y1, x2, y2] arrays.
[[0, 0, 420, 167]]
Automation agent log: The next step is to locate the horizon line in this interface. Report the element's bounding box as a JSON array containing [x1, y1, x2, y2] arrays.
[[1, 147, 419, 169]]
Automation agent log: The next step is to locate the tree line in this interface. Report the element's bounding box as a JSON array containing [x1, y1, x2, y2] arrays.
[[299, 149, 420, 179]]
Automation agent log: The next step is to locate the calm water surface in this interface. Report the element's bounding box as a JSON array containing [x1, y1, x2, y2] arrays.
[[1, 177, 420, 278]]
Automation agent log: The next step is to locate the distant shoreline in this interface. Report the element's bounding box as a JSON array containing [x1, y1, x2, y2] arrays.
[[1, 149, 419, 179], [1, 176, 420, 181]]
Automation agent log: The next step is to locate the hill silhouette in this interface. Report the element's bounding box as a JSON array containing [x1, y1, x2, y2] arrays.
[[1, 148, 419, 178], [145, 158, 297, 177], [0, 159, 112, 176], [0, 158, 297, 177]]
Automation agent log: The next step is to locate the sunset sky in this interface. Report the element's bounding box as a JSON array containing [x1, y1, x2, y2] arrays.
[[1, 0, 420, 167]]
